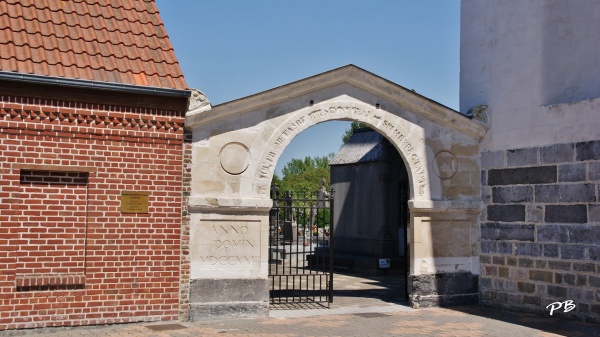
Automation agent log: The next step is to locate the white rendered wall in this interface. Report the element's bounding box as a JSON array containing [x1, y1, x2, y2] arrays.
[[460, 0, 600, 151]]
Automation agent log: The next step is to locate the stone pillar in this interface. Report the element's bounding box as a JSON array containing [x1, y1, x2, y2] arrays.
[[407, 201, 481, 307], [187, 208, 270, 319]]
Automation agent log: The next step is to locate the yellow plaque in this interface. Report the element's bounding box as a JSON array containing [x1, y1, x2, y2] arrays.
[[121, 191, 149, 213]]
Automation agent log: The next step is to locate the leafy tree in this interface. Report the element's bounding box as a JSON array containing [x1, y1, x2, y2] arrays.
[[341, 121, 370, 144], [272, 153, 334, 197]]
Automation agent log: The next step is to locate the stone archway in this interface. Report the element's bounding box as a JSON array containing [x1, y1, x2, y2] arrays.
[[184, 65, 487, 319]]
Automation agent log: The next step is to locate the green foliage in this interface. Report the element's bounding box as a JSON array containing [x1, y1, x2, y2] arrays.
[[341, 121, 370, 144], [272, 153, 334, 197]]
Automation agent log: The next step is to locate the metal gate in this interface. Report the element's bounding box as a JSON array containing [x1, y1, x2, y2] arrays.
[[268, 186, 334, 306]]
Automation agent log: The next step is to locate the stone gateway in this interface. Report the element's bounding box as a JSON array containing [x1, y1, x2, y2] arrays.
[[185, 65, 487, 318]]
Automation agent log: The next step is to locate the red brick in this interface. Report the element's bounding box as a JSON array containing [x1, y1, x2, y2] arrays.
[[1, 95, 184, 330]]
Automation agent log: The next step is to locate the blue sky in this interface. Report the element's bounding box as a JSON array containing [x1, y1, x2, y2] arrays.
[[155, 0, 460, 176]]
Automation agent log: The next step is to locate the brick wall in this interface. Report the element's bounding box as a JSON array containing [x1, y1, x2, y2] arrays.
[[0, 95, 185, 330], [480, 141, 600, 321]]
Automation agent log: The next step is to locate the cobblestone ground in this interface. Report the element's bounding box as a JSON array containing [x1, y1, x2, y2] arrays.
[[1, 273, 598, 336], [1, 305, 598, 337]]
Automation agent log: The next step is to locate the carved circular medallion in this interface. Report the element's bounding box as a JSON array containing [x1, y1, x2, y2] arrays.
[[220, 142, 250, 175], [433, 151, 458, 179]]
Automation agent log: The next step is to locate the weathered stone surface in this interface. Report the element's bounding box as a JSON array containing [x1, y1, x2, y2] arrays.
[[507, 148, 538, 166], [481, 241, 496, 254], [560, 245, 586, 260], [555, 273, 576, 285], [589, 161, 600, 180], [518, 258, 533, 268], [515, 243, 541, 257], [523, 295, 542, 306], [573, 262, 595, 272], [576, 140, 600, 161], [409, 272, 478, 296], [481, 150, 504, 169], [190, 278, 269, 303], [492, 256, 505, 265], [542, 244, 559, 258], [481, 222, 534, 241], [548, 260, 571, 271], [529, 270, 553, 282], [588, 246, 600, 261], [537, 225, 569, 243], [518, 282, 535, 293], [558, 163, 586, 182], [535, 184, 596, 203], [526, 204, 544, 222], [488, 166, 557, 186], [547, 285, 568, 298], [545, 205, 588, 223], [540, 143, 574, 163], [589, 204, 600, 223], [189, 302, 268, 320], [589, 275, 600, 288], [487, 205, 526, 222], [497, 241, 513, 254], [492, 186, 533, 203]]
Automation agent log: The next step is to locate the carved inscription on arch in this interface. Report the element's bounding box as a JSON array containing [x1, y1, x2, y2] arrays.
[[192, 220, 261, 272], [381, 120, 428, 196], [256, 103, 429, 196]]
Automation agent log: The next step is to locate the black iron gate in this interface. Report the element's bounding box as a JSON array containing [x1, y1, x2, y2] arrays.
[[268, 186, 334, 306]]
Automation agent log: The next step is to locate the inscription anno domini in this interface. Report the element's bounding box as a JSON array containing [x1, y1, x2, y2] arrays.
[[194, 222, 260, 269]]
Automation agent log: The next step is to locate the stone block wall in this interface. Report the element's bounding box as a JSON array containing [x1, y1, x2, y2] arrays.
[[480, 140, 600, 321], [0, 95, 185, 330]]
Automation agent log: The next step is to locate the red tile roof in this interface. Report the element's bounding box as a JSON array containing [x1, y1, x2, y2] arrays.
[[0, 0, 188, 90]]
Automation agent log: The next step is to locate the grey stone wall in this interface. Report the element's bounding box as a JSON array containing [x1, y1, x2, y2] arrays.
[[480, 140, 600, 322]]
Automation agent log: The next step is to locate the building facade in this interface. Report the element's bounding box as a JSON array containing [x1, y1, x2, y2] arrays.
[[461, 0, 600, 321], [1, 0, 599, 330], [0, 0, 191, 329]]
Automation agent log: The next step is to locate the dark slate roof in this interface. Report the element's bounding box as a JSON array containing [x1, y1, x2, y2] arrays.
[[330, 128, 388, 165], [0, 0, 187, 89]]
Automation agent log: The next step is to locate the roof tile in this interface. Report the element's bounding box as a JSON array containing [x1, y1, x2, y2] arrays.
[[0, 0, 187, 90]]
